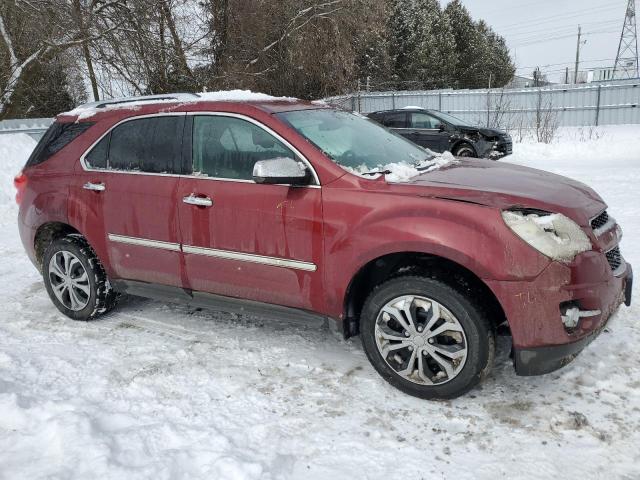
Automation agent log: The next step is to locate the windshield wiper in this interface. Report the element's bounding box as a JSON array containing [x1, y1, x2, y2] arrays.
[[362, 169, 391, 176]]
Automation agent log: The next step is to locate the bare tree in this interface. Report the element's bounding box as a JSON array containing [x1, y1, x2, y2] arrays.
[[0, 0, 121, 118], [534, 87, 559, 144], [487, 86, 512, 130]]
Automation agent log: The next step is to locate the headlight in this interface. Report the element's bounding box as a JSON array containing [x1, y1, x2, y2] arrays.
[[501, 210, 592, 262]]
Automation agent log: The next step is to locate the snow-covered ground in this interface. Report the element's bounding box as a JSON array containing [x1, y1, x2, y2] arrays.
[[1, 126, 639, 480]]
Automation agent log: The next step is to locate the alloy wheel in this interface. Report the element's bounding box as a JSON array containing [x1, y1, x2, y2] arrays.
[[374, 295, 468, 385], [48, 251, 91, 311]]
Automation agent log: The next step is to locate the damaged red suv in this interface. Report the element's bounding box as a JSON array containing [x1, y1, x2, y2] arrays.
[[16, 93, 632, 399]]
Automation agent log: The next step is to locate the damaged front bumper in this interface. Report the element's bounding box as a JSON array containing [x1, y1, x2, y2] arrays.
[[486, 254, 633, 377]]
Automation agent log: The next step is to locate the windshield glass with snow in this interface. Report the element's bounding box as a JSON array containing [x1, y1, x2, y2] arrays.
[[433, 111, 473, 127], [277, 109, 434, 171]]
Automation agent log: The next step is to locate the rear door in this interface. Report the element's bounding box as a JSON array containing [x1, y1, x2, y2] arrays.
[[177, 113, 324, 310], [70, 114, 186, 287], [407, 112, 450, 152]]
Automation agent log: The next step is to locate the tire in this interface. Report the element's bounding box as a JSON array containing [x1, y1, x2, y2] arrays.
[[360, 275, 495, 400], [452, 143, 476, 158], [42, 234, 119, 321]]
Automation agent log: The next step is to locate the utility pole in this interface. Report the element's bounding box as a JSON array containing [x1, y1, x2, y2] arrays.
[[565, 67, 570, 84], [614, 0, 639, 79], [486, 73, 492, 127], [574, 25, 585, 84]]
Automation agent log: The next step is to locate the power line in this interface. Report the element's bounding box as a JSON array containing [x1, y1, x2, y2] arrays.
[[495, 4, 621, 32], [512, 29, 619, 48], [507, 19, 620, 39], [515, 57, 618, 71]]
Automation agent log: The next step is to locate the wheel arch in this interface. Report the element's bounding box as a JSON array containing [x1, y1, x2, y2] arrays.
[[342, 251, 507, 339], [33, 221, 85, 270], [450, 140, 477, 157]]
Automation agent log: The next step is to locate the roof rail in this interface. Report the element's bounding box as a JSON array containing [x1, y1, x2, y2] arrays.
[[78, 93, 201, 111]]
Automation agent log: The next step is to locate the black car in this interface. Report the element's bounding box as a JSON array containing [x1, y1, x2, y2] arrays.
[[367, 108, 512, 159]]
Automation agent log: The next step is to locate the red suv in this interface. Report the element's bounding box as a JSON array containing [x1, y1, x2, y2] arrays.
[[15, 93, 632, 399]]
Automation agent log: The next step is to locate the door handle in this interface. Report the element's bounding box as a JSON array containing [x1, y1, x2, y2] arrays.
[[83, 182, 106, 192], [183, 194, 213, 207]]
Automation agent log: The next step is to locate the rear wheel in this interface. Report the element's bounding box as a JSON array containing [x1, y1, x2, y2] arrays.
[[42, 235, 118, 321], [452, 143, 476, 158], [360, 276, 495, 400]]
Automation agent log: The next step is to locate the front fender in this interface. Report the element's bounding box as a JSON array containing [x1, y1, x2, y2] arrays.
[[322, 188, 551, 317]]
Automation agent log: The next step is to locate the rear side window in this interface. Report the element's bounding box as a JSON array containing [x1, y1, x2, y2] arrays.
[[85, 116, 184, 173], [381, 113, 407, 128], [85, 135, 109, 169], [26, 122, 94, 168]]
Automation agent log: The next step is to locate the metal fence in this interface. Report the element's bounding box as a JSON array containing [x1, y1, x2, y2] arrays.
[[325, 80, 640, 128], [0, 118, 52, 140]]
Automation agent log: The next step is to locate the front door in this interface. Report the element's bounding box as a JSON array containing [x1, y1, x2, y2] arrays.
[[408, 112, 450, 152], [177, 113, 324, 311], [70, 114, 186, 287]]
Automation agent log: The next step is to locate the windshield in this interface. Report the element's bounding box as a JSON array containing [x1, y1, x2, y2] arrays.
[[277, 109, 434, 171], [432, 111, 473, 127]]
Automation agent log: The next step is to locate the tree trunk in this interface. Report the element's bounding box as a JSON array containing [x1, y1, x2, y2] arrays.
[[72, 0, 99, 101]]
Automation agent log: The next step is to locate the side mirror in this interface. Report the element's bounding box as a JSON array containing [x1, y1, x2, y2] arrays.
[[253, 157, 310, 185], [437, 124, 446, 132]]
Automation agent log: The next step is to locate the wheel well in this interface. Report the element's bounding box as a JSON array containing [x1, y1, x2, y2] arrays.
[[343, 252, 507, 338], [34, 222, 81, 269], [451, 140, 475, 155]]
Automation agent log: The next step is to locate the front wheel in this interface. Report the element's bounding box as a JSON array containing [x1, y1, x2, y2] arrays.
[[360, 276, 495, 400], [452, 143, 476, 158]]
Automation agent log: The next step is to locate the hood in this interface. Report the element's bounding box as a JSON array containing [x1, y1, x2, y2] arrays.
[[458, 126, 507, 138], [406, 158, 606, 225]]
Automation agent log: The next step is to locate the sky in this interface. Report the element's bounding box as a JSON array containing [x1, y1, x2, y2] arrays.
[[439, 0, 632, 82]]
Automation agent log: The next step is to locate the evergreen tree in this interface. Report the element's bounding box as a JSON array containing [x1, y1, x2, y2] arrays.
[[444, 0, 514, 89], [414, 0, 457, 89], [4, 56, 75, 119]]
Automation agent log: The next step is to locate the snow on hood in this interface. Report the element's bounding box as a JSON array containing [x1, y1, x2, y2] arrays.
[[62, 90, 297, 121], [345, 151, 458, 183]]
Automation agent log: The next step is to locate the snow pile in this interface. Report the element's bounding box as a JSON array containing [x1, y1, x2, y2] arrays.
[[0, 128, 639, 479], [0, 133, 36, 210], [63, 90, 297, 120], [346, 151, 458, 183], [508, 125, 639, 169]]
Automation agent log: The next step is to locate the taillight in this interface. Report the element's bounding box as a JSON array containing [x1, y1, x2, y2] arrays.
[[14, 171, 27, 205]]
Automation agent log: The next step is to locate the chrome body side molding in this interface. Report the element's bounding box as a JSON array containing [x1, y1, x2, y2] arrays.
[[108, 234, 317, 272], [182, 245, 317, 272], [108, 234, 181, 252]]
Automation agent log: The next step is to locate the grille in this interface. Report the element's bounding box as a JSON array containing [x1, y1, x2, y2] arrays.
[[605, 246, 623, 272], [591, 210, 609, 230]]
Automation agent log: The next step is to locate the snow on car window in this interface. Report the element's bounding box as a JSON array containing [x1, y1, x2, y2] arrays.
[[278, 109, 456, 183]]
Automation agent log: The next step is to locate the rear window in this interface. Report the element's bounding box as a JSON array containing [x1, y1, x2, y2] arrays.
[[25, 122, 94, 167]]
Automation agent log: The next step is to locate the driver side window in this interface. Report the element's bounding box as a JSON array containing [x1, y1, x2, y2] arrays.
[[410, 113, 441, 129], [192, 116, 296, 180]]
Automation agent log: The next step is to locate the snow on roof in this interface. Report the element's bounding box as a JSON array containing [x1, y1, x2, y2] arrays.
[[401, 106, 424, 110], [62, 90, 298, 121]]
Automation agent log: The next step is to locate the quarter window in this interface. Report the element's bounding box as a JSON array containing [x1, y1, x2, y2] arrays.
[[85, 135, 108, 169], [192, 116, 296, 180], [84, 116, 183, 173]]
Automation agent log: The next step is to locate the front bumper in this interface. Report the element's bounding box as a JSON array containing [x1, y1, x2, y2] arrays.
[[513, 270, 630, 375], [486, 254, 632, 376], [492, 137, 513, 158]]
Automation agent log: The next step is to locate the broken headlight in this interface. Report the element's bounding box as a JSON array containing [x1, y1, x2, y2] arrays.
[[501, 209, 592, 262]]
